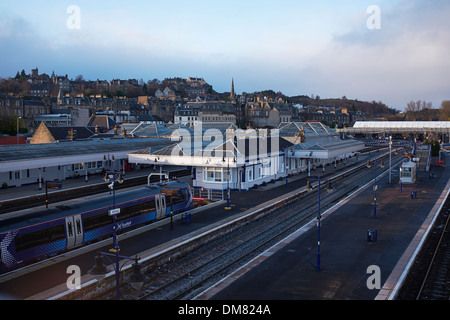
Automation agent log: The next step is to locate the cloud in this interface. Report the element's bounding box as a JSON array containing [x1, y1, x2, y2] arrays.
[[0, 1, 448, 110], [294, 0, 450, 109]]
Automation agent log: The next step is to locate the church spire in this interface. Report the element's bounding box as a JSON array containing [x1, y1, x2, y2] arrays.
[[230, 78, 236, 103]]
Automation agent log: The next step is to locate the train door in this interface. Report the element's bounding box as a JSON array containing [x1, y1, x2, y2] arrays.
[[65, 215, 84, 249], [155, 194, 161, 219], [161, 195, 166, 217], [155, 194, 167, 220]]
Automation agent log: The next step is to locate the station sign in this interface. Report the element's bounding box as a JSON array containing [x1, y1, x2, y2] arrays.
[[108, 208, 121, 216]]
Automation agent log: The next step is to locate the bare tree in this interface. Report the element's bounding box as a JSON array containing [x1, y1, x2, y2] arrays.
[[440, 100, 450, 121], [405, 100, 433, 120]]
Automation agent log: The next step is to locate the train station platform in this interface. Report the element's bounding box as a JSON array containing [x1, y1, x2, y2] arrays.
[[1, 152, 448, 301], [0, 153, 361, 299], [201, 154, 450, 300]]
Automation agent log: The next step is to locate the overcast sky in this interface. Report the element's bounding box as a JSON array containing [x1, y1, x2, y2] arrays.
[[1, 0, 449, 110]]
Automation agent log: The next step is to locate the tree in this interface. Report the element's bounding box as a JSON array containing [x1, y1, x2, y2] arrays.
[[0, 109, 17, 135], [439, 100, 450, 121], [405, 100, 433, 121]]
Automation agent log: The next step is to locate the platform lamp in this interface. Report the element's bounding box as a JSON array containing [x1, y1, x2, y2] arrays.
[[16, 116, 21, 145], [366, 158, 384, 218], [223, 153, 234, 210], [102, 154, 125, 299], [389, 136, 392, 184], [399, 167, 403, 192], [306, 176, 334, 271]]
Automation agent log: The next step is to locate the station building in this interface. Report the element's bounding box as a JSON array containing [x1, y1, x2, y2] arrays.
[[0, 138, 170, 188], [128, 122, 365, 191]]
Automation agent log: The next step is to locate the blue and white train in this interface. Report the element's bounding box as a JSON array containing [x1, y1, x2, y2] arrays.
[[0, 180, 193, 275]]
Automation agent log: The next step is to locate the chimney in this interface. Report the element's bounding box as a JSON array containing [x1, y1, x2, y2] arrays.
[[68, 128, 75, 140]]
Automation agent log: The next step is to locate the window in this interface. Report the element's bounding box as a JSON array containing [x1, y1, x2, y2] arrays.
[[9, 171, 21, 180], [116, 199, 156, 222], [83, 212, 112, 232], [248, 167, 254, 181], [15, 225, 66, 252], [204, 167, 230, 183]]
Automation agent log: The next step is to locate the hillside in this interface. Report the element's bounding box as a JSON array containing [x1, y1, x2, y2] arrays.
[[288, 95, 398, 117]]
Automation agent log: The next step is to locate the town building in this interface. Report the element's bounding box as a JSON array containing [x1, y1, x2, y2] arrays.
[[245, 97, 293, 128], [174, 101, 237, 127]]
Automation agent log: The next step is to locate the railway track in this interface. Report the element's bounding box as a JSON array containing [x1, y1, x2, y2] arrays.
[[0, 169, 190, 215], [96, 152, 404, 300], [418, 216, 450, 300], [398, 193, 450, 300], [395, 190, 450, 300]]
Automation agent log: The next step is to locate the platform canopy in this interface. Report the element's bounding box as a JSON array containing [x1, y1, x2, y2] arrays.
[[289, 137, 365, 159], [278, 122, 338, 144], [129, 136, 293, 168], [344, 121, 450, 134]]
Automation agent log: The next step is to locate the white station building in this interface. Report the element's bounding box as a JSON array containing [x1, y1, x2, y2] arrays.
[[128, 122, 365, 191]]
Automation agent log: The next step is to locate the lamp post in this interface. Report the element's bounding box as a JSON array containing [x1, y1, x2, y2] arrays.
[[306, 176, 334, 271], [99, 154, 125, 299], [223, 153, 234, 210], [367, 158, 384, 218], [389, 136, 392, 184], [16, 116, 22, 145], [399, 167, 403, 192]]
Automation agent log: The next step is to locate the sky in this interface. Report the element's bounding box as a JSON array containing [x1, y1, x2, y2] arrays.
[[0, 0, 449, 111]]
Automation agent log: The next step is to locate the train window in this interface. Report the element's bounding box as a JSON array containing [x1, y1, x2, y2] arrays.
[[83, 212, 112, 232], [76, 219, 82, 235], [67, 222, 73, 237], [165, 190, 184, 206], [116, 199, 156, 222], [83, 198, 157, 231], [14, 225, 66, 253]]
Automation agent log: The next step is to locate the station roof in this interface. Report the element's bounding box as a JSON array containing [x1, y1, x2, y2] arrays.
[[132, 137, 292, 158], [0, 138, 172, 172], [129, 136, 294, 167], [346, 121, 450, 133], [289, 137, 365, 159], [129, 123, 238, 139], [291, 137, 363, 151], [130, 123, 187, 138], [278, 122, 338, 141]]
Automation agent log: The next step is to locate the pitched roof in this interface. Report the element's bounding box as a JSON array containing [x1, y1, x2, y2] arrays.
[[87, 115, 117, 131], [47, 126, 95, 141]]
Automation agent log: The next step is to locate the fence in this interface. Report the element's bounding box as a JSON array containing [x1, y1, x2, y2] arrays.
[[192, 188, 224, 202]]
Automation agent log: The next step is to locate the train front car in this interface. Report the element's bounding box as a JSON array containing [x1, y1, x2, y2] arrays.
[[0, 180, 193, 275], [0, 208, 69, 275], [159, 180, 193, 216]]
